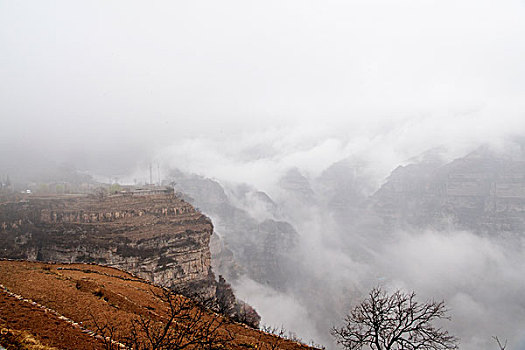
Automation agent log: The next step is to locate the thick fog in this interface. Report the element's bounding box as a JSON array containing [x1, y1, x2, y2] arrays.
[[2, 1, 525, 349], [2, 0, 525, 176]]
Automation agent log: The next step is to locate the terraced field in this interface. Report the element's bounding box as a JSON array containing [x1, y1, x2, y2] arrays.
[[0, 260, 317, 350]]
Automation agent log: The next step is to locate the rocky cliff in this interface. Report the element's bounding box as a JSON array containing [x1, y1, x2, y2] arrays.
[[372, 146, 525, 234], [0, 192, 218, 299]]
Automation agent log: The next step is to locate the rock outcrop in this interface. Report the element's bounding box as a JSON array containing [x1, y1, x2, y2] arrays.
[[0, 192, 217, 298]]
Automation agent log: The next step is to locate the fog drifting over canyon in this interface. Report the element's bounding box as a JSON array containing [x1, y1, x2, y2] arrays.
[[155, 137, 525, 350], [2, 1, 525, 349]]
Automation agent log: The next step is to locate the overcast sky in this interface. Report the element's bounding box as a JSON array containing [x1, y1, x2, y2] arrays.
[[1, 0, 525, 177], [3, 3, 525, 347]]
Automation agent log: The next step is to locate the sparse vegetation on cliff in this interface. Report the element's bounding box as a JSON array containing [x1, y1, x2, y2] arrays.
[[90, 288, 234, 350]]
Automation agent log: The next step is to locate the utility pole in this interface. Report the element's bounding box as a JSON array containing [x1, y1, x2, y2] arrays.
[[157, 163, 161, 186], [149, 164, 153, 185]]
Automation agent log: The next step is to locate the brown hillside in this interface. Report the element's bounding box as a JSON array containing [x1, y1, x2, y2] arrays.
[[0, 260, 317, 350]]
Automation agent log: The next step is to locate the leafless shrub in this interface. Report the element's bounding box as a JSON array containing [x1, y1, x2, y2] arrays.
[[256, 325, 287, 350], [88, 288, 233, 350], [89, 313, 122, 350], [232, 301, 260, 329], [260, 325, 287, 338], [122, 288, 233, 350], [258, 325, 326, 350]]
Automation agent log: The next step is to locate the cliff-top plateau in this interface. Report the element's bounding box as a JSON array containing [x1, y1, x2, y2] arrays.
[[0, 190, 217, 298]]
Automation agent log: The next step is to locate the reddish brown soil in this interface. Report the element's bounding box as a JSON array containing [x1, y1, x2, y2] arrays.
[[0, 292, 105, 349], [0, 261, 317, 350]]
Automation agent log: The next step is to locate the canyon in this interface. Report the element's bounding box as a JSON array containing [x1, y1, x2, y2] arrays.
[[162, 144, 525, 349]]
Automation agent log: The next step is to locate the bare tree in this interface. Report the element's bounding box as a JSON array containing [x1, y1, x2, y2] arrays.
[[331, 287, 458, 350], [89, 312, 122, 350], [122, 288, 233, 350], [92, 186, 107, 201], [231, 300, 260, 328], [88, 288, 233, 350]]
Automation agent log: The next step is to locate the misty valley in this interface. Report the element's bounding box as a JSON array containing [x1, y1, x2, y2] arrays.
[[1, 143, 525, 349]]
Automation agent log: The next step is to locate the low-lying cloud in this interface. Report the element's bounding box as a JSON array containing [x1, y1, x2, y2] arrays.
[[155, 131, 525, 349]]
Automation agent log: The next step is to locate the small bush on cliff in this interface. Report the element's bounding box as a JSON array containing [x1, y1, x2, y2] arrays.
[[232, 301, 260, 329], [215, 275, 261, 328]]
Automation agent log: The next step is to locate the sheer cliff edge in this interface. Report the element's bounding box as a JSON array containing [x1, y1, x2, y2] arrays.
[[0, 189, 254, 323]]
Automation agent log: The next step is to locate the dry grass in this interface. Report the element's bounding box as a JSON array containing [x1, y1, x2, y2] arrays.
[[0, 327, 57, 350]]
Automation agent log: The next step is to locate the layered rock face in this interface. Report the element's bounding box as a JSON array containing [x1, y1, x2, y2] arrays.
[[372, 147, 525, 234], [0, 192, 216, 297]]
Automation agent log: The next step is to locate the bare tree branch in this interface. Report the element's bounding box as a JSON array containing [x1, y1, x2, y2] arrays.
[[88, 311, 122, 350], [493, 336, 507, 350]]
